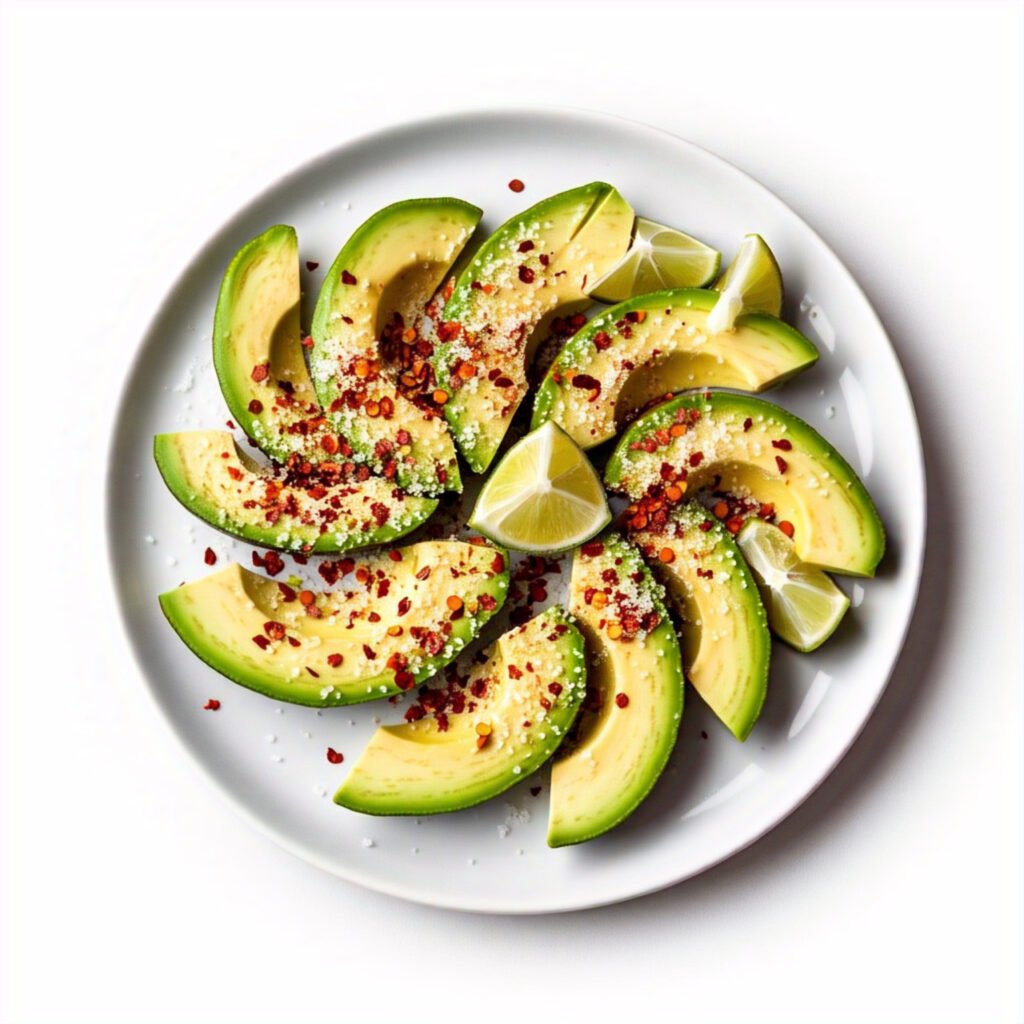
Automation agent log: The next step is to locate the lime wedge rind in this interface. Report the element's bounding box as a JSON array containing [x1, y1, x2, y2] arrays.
[[708, 233, 784, 332]]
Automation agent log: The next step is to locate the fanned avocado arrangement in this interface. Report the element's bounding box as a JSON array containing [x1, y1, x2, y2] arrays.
[[154, 183, 884, 847]]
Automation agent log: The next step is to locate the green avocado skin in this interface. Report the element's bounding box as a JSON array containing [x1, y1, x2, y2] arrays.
[[153, 433, 438, 555], [158, 547, 510, 708], [334, 607, 587, 814], [531, 287, 819, 434]]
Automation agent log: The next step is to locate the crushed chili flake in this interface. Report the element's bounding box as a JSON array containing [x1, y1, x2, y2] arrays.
[[327, 653, 344, 668], [614, 692, 630, 708], [518, 265, 535, 284], [508, 178, 525, 193], [340, 270, 357, 285], [203, 699, 221, 711], [251, 363, 269, 383], [778, 520, 795, 538], [698, 520, 714, 532], [743, 417, 753, 432], [203, 547, 217, 566], [263, 620, 286, 641], [326, 747, 344, 764], [775, 455, 789, 474], [305, 260, 319, 271], [248, 399, 263, 414], [252, 635, 270, 650], [362, 644, 376, 661], [772, 439, 793, 451]]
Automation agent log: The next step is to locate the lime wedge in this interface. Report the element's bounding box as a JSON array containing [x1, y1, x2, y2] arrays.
[[707, 233, 784, 333], [469, 422, 611, 554], [590, 217, 720, 303], [736, 518, 849, 652]]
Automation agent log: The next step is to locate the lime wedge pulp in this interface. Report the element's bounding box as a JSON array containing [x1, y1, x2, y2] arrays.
[[707, 233, 784, 333], [736, 518, 849, 652], [590, 217, 720, 303], [468, 422, 611, 554]]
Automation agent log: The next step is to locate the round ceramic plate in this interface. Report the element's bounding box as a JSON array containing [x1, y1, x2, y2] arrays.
[[107, 109, 925, 914]]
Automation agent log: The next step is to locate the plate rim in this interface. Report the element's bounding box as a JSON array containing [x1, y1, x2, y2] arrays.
[[104, 105, 927, 914]]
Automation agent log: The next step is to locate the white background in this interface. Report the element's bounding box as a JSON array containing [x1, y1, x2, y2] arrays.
[[2, 2, 1022, 1022]]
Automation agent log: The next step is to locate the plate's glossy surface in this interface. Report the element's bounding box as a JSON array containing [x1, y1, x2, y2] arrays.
[[107, 109, 924, 913]]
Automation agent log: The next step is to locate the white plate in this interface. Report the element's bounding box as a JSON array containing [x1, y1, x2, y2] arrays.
[[107, 108, 925, 914]]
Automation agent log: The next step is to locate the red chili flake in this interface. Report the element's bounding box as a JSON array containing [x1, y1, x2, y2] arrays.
[[493, 375, 514, 388], [248, 399, 263, 414], [579, 540, 604, 558], [395, 429, 411, 446], [203, 699, 221, 711], [518, 265, 535, 284], [276, 582, 297, 602], [478, 593, 497, 612], [203, 547, 217, 566], [287, 636, 301, 648], [743, 417, 753, 432], [530, 786, 541, 797], [698, 519, 714, 533], [518, 240, 535, 253], [539, 254, 550, 267], [326, 747, 344, 764], [593, 330, 611, 351], [548, 682, 563, 696], [341, 270, 357, 285], [225, 419, 235, 429], [397, 596, 411, 617], [306, 666, 320, 678], [508, 178, 525, 193], [362, 644, 376, 660], [772, 439, 793, 451], [688, 451, 704, 467], [263, 621, 286, 641], [615, 692, 630, 708], [470, 679, 487, 699], [775, 455, 789, 474], [415, 566, 431, 581], [252, 635, 270, 650], [305, 260, 320, 271], [571, 373, 601, 392], [404, 705, 426, 723], [261, 551, 285, 576], [508, 664, 523, 680], [778, 520, 795, 538], [387, 550, 403, 563], [394, 670, 415, 691], [251, 363, 269, 383], [327, 653, 344, 668], [491, 553, 505, 574]]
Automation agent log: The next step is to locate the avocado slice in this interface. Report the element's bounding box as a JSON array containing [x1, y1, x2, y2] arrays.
[[531, 288, 819, 449], [548, 532, 684, 847], [212, 225, 326, 464], [335, 607, 586, 815], [631, 502, 770, 741], [159, 540, 509, 707], [605, 391, 885, 577], [154, 430, 437, 554], [309, 198, 482, 496], [432, 183, 634, 474]]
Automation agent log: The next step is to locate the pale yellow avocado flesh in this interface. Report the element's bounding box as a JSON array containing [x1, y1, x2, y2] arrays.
[[212, 225, 323, 463], [158, 541, 509, 706], [335, 607, 586, 814], [153, 430, 437, 553], [436, 184, 635, 473], [310, 200, 481, 495], [548, 533, 684, 846], [532, 289, 817, 449], [632, 503, 769, 741]]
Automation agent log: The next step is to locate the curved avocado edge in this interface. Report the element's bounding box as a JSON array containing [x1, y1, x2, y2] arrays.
[[334, 607, 586, 816], [152, 432, 439, 555], [605, 391, 886, 577]]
